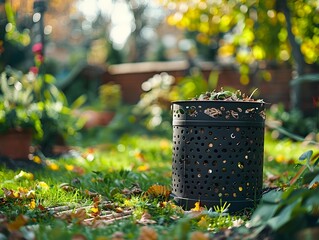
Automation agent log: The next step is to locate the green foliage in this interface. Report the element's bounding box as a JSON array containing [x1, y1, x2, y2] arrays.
[[133, 72, 175, 131], [3, 2, 31, 47], [267, 104, 319, 138], [133, 70, 220, 132], [0, 67, 84, 151], [0, 68, 43, 138], [98, 82, 122, 111], [1, 131, 318, 239], [161, 0, 319, 82], [248, 149, 319, 239]]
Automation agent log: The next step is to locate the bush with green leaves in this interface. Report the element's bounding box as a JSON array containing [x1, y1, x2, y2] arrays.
[[0, 67, 84, 153], [0, 67, 43, 139], [247, 150, 319, 239], [268, 104, 319, 138]]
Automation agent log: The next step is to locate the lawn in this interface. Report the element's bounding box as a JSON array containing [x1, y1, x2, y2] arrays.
[[0, 124, 318, 239]]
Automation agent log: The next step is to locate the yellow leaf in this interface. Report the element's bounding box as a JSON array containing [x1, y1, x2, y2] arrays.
[[275, 154, 286, 163], [14, 171, 34, 181], [137, 165, 150, 172], [159, 140, 170, 151], [30, 199, 36, 209], [46, 161, 59, 171], [145, 185, 171, 199], [37, 181, 49, 190], [2, 188, 18, 199], [65, 164, 74, 171], [90, 207, 99, 214], [198, 216, 209, 229], [191, 201, 203, 212], [33, 155, 42, 164]]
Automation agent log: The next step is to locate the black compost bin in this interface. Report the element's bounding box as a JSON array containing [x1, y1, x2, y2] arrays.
[[171, 100, 266, 212]]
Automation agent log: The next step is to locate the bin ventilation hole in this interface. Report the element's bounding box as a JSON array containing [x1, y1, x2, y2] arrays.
[[238, 162, 244, 169], [188, 106, 197, 117], [198, 174, 201, 178], [245, 108, 256, 114], [208, 143, 213, 147], [204, 107, 222, 118], [231, 110, 239, 119], [208, 169, 212, 174]]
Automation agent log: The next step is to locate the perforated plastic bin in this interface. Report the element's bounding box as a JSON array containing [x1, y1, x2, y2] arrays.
[[171, 100, 266, 212]]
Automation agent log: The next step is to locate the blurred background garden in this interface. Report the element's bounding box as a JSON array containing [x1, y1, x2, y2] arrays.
[[0, 0, 319, 239], [1, 0, 318, 148]]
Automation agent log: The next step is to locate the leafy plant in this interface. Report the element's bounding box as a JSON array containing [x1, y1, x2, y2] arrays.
[[0, 67, 43, 139], [0, 66, 84, 154], [98, 82, 122, 111], [133, 70, 220, 132], [247, 149, 319, 239], [192, 88, 263, 102], [267, 104, 319, 138]]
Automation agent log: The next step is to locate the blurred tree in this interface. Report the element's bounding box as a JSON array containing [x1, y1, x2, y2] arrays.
[[160, 0, 319, 110], [124, 0, 166, 62], [0, 0, 32, 71]]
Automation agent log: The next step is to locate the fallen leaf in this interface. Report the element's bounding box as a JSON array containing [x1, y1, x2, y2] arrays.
[[138, 226, 158, 240], [2, 188, 19, 199], [72, 233, 87, 240], [197, 216, 209, 228], [145, 185, 171, 200], [72, 166, 85, 175], [115, 207, 124, 213], [36, 181, 49, 190], [84, 189, 99, 198], [32, 155, 42, 164], [29, 199, 36, 209], [59, 183, 76, 192], [71, 208, 87, 222], [90, 207, 99, 214], [189, 231, 209, 240], [7, 215, 29, 231], [46, 161, 59, 171], [136, 212, 157, 225], [191, 201, 204, 212], [65, 164, 75, 171], [137, 165, 150, 172], [111, 231, 125, 240], [134, 151, 146, 162], [14, 171, 34, 181]]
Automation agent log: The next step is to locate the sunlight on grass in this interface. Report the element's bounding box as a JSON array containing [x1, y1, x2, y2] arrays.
[[1, 130, 318, 239]]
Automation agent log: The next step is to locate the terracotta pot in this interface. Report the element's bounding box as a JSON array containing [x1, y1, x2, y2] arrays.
[[75, 110, 115, 129], [0, 129, 33, 159]]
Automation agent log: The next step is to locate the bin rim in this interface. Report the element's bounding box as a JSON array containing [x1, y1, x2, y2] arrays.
[[172, 100, 267, 105]]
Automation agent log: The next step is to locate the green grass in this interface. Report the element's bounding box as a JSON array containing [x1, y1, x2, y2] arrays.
[[0, 130, 318, 239]]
